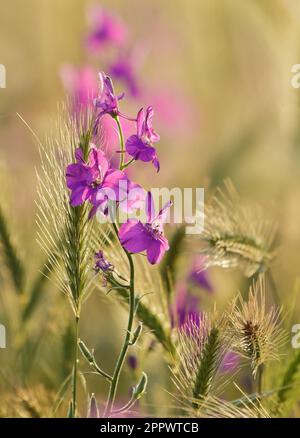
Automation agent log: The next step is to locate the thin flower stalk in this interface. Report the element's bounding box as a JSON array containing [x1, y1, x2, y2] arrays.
[[103, 228, 136, 417]]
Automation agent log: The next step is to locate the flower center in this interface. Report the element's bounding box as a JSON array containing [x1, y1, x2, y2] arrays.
[[146, 221, 163, 237], [90, 177, 102, 189]]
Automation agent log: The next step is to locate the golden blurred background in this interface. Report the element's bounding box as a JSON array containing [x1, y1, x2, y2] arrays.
[[1, 0, 300, 417]]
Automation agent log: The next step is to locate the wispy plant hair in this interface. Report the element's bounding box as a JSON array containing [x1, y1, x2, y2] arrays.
[[187, 395, 270, 418], [197, 180, 277, 277], [36, 105, 98, 315], [171, 312, 228, 408]]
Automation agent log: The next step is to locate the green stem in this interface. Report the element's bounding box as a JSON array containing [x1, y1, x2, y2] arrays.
[[257, 363, 264, 400], [121, 158, 135, 169], [115, 116, 126, 169], [72, 315, 80, 417], [267, 271, 280, 308], [103, 245, 135, 417]]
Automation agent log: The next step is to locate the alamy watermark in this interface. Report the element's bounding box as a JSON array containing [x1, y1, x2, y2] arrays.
[[93, 184, 205, 235], [0, 324, 6, 348], [291, 324, 300, 349], [0, 64, 6, 88]]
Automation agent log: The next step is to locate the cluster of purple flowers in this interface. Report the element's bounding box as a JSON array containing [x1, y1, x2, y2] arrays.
[[66, 72, 170, 265]]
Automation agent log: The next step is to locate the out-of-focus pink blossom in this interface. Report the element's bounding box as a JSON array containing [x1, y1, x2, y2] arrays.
[[60, 64, 98, 110], [143, 88, 198, 140], [86, 6, 128, 53]]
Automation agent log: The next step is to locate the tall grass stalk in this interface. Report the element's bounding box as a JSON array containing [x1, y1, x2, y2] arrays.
[[0, 205, 25, 294], [36, 107, 96, 416]]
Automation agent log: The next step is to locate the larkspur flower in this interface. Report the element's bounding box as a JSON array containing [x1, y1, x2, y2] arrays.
[[125, 107, 160, 172], [66, 146, 127, 208], [118, 192, 171, 264], [94, 250, 114, 274], [94, 72, 124, 118], [86, 6, 127, 53]]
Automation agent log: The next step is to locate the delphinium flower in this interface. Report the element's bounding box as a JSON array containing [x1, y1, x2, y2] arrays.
[[94, 250, 114, 274], [170, 283, 201, 329], [189, 255, 213, 293], [66, 146, 127, 209], [64, 71, 170, 418], [85, 6, 128, 53], [94, 72, 125, 119], [125, 107, 160, 171], [226, 276, 285, 378], [94, 250, 115, 288], [119, 192, 171, 264]]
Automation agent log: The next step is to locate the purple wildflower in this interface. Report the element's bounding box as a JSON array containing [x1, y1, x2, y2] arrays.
[[65, 146, 127, 208], [86, 6, 128, 53], [189, 256, 213, 293], [125, 107, 160, 172], [94, 72, 124, 118], [94, 250, 114, 274], [170, 283, 201, 329], [118, 192, 171, 264]]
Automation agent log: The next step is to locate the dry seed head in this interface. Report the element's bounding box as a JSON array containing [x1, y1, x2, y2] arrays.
[[171, 312, 228, 405], [227, 275, 285, 376], [186, 395, 270, 418]]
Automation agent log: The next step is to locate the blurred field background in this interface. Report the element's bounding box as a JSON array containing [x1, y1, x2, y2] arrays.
[[1, 0, 300, 417]]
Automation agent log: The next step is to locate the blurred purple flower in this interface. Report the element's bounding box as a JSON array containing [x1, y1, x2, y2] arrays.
[[109, 55, 140, 98], [127, 354, 138, 371], [126, 107, 160, 171], [170, 283, 201, 329], [220, 351, 240, 374], [86, 6, 128, 53], [94, 250, 114, 274], [119, 192, 171, 264], [189, 256, 213, 293], [66, 146, 127, 208]]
